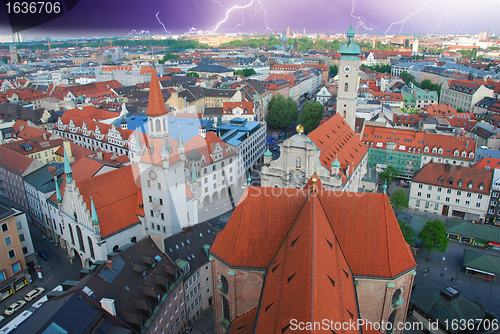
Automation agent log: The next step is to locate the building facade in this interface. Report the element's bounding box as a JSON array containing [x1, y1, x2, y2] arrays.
[[409, 162, 492, 221]]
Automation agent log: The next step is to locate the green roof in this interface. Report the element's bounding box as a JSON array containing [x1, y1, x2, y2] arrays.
[[410, 285, 485, 333], [175, 259, 189, 269], [264, 148, 272, 157], [396, 213, 429, 247], [414, 89, 438, 100], [402, 93, 416, 106], [446, 218, 500, 243], [463, 249, 500, 274]]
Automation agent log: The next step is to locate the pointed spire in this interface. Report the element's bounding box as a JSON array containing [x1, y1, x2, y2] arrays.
[[146, 69, 168, 117], [191, 161, 197, 183], [91, 196, 99, 226], [332, 155, 341, 168], [161, 138, 169, 156], [247, 175, 252, 186], [64, 147, 72, 183], [177, 130, 184, 149], [54, 174, 62, 203], [133, 132, 142, 151]]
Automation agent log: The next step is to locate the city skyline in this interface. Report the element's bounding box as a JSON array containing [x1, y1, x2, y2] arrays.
[[0, 0, 499, 39]]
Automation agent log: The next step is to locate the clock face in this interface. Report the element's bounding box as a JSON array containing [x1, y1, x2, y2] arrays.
[[344, 65, 352, 73], [148, 170, 157, 181]]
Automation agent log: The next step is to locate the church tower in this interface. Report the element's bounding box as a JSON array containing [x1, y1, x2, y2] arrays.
[[146, 69, 169, 138], [337, 23, 361, 131]]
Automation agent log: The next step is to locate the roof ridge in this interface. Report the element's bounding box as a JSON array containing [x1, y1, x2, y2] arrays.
[[230, 187, 251, 267], [310, 194, 316, 324], [383, 195, 393, 278]]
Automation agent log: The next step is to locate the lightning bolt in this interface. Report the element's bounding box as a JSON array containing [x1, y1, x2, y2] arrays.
[[432, 0, 451, 34], [127, 30, 150, 36], [156, 12, 172, 35], [212, 0, 271, 33], [349, 0, 373, 31], [187, 27, 198, 35], [384, 0, 433, 35]]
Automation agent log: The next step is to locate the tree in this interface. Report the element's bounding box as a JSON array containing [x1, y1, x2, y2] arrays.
[[158, 52, 179, 64], [390, 189, 409, 215], [299, 101, 324, 132], [234, 68, 257, 77], [379, 166, 399, 189], [417, 219, 450, 260], [186, 72, 199, 78], [400, 71, 415, 84], [265, 94, 298, 129], [398, 219, 417, 246], [329, 65, 338, 77]]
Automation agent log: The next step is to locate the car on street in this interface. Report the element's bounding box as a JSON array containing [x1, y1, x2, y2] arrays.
[[0, 316, 4, 323], [38, 251, 50, 260], [4, 300, 26, 315], [25, 287, 45, 302]]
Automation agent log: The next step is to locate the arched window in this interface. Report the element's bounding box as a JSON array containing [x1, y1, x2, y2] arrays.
[[222, 296, 230, 321], [163, 118, 167, 132], [343, 110, 346, 118], [113, 245, 119, 252], [387, 310, 397, 334], [69, 225, 75, 245], [391, 288, 402, 306], [155, 119, 161, 132], [344, 82, 349, 92], [76, 226, 85, 252], [220, 275, 228, 294], [88, 236, 95, 259], [149, 119, 152, 131], [131, 236, 137, 243]]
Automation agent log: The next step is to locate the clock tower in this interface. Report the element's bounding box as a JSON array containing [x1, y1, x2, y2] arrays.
[[337, 23, 361, 131]]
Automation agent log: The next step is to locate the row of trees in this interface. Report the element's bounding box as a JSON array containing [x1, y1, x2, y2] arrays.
[[265, 94, 324, 132], [399, 71, 443, 97], [361, 64, 392, 74]]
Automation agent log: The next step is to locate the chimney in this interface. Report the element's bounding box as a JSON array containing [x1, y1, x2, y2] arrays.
[[100, 298, 117, 316], [63, 141, 74, 162], [105, 260, 113, 270]]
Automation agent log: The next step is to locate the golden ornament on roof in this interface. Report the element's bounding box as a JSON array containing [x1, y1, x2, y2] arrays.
[[296, 124, 304, 134]]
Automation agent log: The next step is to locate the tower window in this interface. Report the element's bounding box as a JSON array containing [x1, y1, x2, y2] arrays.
[[344, 83, 349, 92]]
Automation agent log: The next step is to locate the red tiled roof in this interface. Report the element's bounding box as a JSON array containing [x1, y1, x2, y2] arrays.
[[54, 142, 96, 161], [229, 309, 258, 334], [50, 80, 122, 100], [184, 132, 235, 166], [71, 157, 108, 182], [308, 114, 368, 182], [63, 106, 118, 120], [76, 165, 142, 238], [423, 133, 475, 161], [222, 101, 254, 115], [0, 145, 38, 175], [362, 125, 426, 153], [413, 162, 492, 195], [210, 183, 416, 278], [421, 104, 457, 117], [254, 192, 360, 333], [146, 69, 169, 117], [473, 157, 500, 170]]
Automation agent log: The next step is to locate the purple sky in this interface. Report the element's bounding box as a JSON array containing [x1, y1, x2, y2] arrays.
[[0, 0, 499, 39]]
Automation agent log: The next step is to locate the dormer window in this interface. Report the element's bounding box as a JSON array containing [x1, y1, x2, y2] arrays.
[[439, 176, 444, 183], [479, 182, 484, 191], [461, 151, 466, 158], [449, 177, 453, 185], [458, 179, 463, 187], [454, 151, 459, 157], [432, 148, 437, 154], [468, 181, 473, 189], [469, 152, 474, 159], [438, 148, 443, 154], [424, 146, 429, 153]]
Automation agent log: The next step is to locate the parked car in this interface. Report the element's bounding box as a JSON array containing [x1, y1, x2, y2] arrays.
[[4, 300, 26, 315], [25, 287, 45, 302], [38, 251, 50, 260], [0, 315, 4, 323]]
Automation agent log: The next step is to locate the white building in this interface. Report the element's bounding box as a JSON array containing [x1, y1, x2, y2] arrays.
[[409, 162, 492, 221], [315, 86, 331, 105], [261, 114, 368, 192]]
